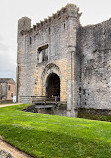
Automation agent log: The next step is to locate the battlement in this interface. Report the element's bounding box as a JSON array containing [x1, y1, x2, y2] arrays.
[[18, 3, 81, 36]]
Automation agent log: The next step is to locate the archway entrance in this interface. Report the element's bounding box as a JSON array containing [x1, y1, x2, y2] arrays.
[[46, 73, 60, 98]]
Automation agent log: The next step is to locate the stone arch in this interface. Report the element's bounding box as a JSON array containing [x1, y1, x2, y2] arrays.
[[41, 63, 61, 96], [46, 73, 60, 98], [41, 63, 61, 79]]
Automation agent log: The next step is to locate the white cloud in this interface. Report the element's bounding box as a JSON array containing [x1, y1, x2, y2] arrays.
[[0, 0, 111, 81]]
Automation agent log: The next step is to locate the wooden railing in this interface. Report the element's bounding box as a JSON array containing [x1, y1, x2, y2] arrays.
[[0, 100, 13, 104], [20, 96, 60, 103]]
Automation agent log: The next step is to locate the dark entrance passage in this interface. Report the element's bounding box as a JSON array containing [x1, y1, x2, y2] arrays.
[[46, 73, 60, 98]]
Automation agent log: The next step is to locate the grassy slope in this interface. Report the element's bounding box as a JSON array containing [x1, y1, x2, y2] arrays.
[[0, 104, 111, 158]]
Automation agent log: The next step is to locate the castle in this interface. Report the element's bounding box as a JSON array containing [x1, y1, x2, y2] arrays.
[[16, 4, 111, 117]]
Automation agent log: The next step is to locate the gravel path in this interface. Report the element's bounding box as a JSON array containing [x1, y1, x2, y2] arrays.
[[0, 137, 33, 158], [0, 103, 22, 108]]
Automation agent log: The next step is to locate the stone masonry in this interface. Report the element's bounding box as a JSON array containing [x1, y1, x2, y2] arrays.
[[16, 3, 111, 117], [0, 78, 15, 101]]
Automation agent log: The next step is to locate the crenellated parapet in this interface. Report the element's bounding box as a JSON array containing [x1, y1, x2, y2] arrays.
[[18, 3, 81, 36]]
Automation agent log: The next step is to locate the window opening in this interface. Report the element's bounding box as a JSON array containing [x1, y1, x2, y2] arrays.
[[11, 93, 13, 97], [38, 44, 48, 63], [49, 27, 50, 34], [8, 85, 10, 90], [30, 37, 32, 44]]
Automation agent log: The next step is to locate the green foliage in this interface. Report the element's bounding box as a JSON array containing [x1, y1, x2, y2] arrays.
[[0, 104, 111, 158]]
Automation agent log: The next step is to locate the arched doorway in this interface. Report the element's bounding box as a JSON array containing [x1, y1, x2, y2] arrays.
[[46, 73, 60, 98]]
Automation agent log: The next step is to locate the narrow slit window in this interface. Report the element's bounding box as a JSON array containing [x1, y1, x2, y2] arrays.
[[30, 37, 32, 44], [8, 85, 10, 90], [49, 27, 50, 34], [11, 93, 13, 97], [64, 23, 65, 29], [23, 21, 25, 26]]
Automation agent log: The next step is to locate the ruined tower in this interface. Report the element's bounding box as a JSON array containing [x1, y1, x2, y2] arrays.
[[16, 4, 81, 117], [17, 3, 111, 117], [17, 17, 31, 101]]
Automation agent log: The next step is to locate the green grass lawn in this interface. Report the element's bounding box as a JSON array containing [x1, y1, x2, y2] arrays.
[[0, 104, 111, 158]]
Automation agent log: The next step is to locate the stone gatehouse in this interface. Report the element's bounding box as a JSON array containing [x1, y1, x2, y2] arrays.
[[16, 4, 111, 117]]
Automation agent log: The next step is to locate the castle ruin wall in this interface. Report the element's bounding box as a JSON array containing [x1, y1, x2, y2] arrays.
[[78, 18, 111, 110]]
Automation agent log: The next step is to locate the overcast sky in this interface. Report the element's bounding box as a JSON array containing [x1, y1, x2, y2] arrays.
[[0, 0, 111, 81]]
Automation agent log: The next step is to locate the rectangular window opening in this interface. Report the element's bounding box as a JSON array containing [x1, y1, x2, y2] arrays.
[[38, 44, 48, 63], [11, 93, 13, 97], [8, 85, 11, 91]]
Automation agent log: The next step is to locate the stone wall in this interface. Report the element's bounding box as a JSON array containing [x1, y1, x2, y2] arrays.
[[17, 3, 111, 116], [0, 79, 15, 101], [17, 4, 81, 117], [0, 83, 7, 100], [7, 79, 16, 100], [78, 18, 111, 110]]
